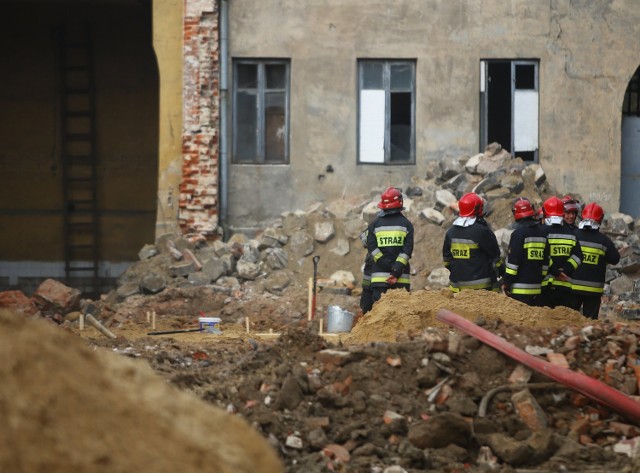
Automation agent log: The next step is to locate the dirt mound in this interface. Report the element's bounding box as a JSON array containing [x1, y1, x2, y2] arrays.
[[349, 289, 589, 343], [0, 309, 281, 473]]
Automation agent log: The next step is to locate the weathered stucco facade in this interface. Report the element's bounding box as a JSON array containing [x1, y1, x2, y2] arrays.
[[218, 0, 640, 229], [3, 0, 640, 293]]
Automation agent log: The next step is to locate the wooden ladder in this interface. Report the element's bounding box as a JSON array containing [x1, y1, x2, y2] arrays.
[[57, 24, 100, 296]]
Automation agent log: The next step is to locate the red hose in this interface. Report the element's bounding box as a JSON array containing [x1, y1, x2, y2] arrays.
[[436, 308, 640, 425]]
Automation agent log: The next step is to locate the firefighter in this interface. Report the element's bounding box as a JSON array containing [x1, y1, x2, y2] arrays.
[[570, 203, 620, 319], [366, 187, 414, 305], [359, 223, 375, 314], [503, 197, 552, 306], [541, 196, 583, 309], [562, 195, 581, 229], [443, 192, 504, 292]]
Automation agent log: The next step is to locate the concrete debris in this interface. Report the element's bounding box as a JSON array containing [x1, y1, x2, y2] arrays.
[[5, 144, 640, 473]]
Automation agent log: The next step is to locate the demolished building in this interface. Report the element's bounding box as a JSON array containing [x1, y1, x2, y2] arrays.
[[2, 0, 640, 295]]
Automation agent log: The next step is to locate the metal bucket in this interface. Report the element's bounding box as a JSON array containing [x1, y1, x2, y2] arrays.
[[326, 305, 354, 333]]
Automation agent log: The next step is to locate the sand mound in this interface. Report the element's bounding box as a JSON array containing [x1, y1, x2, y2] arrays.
[[0, 310, 281, 473], [349, 289, 589, 343]]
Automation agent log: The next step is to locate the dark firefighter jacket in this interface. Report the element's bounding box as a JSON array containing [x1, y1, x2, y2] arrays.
[[360, 223, 374, 290], [504, 217, 551, 296], [443, 218, 504, 292], [366, 209, 413, 289], [545, 222, 583, 292], [571, 227, 620, 295]]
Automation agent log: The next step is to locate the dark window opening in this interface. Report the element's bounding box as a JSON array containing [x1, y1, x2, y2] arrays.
[[390, 92, 411, 162], [623, 67, 640, 117], [515, 64, 535, 90], [487, 62, 511, 152]]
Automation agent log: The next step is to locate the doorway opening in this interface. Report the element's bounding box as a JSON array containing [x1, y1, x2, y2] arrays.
[[621, 65, 640, 217], [0, 0, 159, 296], [480, 60, 539, 162]]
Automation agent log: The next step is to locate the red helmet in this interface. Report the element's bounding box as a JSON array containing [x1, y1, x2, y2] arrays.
[[377, 187, 403, 210], [512, 197, 535, 220], [543, 196, 565, 217], [582, 202, 605, 224], [562, 195, 580, 213], [458, 192, 484, 217]]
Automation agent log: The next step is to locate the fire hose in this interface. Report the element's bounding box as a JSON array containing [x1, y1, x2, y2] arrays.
[[436, 308, 640, 425]]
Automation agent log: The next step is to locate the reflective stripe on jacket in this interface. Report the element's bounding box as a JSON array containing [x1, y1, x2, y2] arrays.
[[443, 218, 503, 292], [571, 228, 620, 295], [546, 222, 583, 292], [504, 218, 550, 296], [366, 209, 414, 289]]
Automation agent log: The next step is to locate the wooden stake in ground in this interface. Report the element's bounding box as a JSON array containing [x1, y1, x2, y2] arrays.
[[79, 313, 84, 331], [245, 316, 250, 334], [319, 318, 323, 335], [146, 311, 150, 323], [152, 311, 156, 330], [85, 314, 117, 339], [307, 277, 313, 321]]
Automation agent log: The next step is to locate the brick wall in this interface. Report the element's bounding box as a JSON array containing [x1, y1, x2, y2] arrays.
[[180, 0, 220, 235]]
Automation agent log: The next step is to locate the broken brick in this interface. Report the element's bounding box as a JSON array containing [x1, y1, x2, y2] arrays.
[[322, 444, 350, 463], [0, 290, 39, 316], [546, 352, 570, 369], [386, 356, 402, 367], [508, 364, 532, 384], [511, 389, 548, 431], [610, 422, 640, 438], [383, 410, 405, 424], [569, 416, 591, 436]]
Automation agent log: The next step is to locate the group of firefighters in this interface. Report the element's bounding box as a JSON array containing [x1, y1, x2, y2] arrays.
[[360, 187, 621, 320]]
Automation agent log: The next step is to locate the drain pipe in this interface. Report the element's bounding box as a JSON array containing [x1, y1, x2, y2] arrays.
[[219, 0, 230, 239]]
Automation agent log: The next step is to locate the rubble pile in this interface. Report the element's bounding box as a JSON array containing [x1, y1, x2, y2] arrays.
[[2, 143, 640, 328], [105, 142, 640, 322], [133, 303, 640, 472], [3, 143, 640, 472]]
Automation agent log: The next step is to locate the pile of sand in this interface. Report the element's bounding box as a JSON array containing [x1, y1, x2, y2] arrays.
[[349, 289, 589, 343], [0, 310, 281, 473]]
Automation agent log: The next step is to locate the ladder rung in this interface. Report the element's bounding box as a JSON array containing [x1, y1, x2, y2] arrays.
[[68, 244, 94, 249], [69, 222, 96, 228], [65, 111, 91, 118], [65, 65, 90, 72], [65, 87, 90, 94], [66, 133, 93, 141], [66, 154, 94, 162], [66, 266, 98, 272]]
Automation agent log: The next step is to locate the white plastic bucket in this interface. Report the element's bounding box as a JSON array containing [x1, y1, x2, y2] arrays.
[[198, 317, 222, 333], [326, 306, 354, 333]]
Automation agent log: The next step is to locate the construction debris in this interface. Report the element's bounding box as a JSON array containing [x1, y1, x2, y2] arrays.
[[2, 146, 640, 472]]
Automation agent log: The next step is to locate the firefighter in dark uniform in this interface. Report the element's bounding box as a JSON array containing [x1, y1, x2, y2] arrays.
[[359, 223, 375, 314], [541, 196, 583, 309], [562, 195, 580, 229], [366, 187, 414, 305], [503, 197, 552, 306], [570, 203, 620, 319], [443, 192, 504, 292]]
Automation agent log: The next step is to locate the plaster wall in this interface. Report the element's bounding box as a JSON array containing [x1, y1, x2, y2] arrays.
[[226, 0, 640, 227], [154, 0, 184, 236]]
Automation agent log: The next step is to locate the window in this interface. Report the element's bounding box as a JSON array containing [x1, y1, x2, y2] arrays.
[[480, 60, 539, 162], [358, 60, 415, 164], [233, 59, 289, 163]]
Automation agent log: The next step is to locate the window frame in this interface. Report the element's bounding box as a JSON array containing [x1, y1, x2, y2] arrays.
[[232, 58, 290, 164], [357, 59, 416, 165]]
